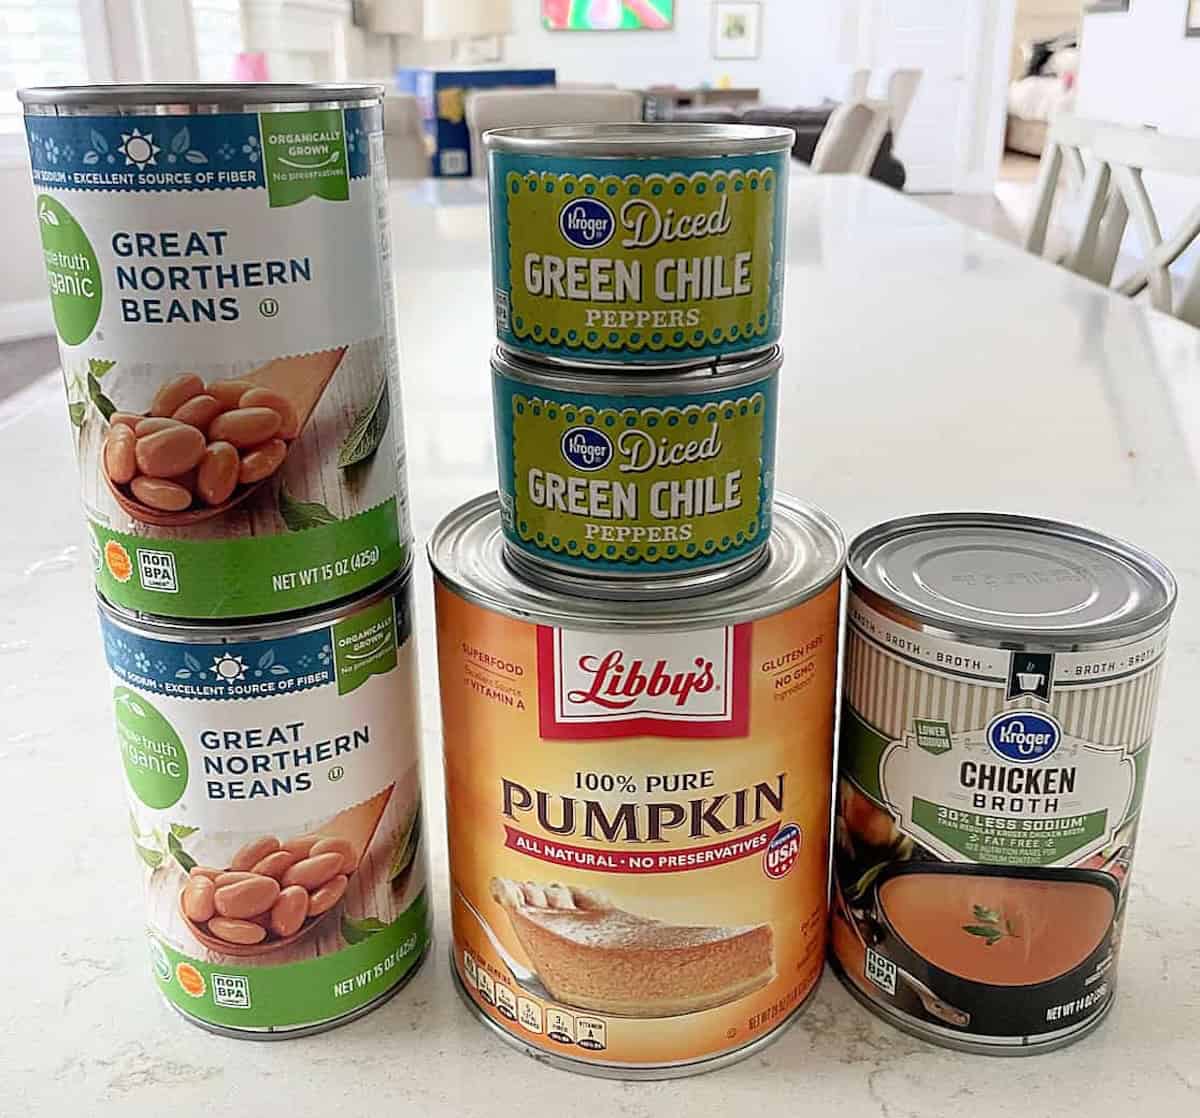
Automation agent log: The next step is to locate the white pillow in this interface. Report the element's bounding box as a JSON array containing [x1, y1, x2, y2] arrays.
[[1047, 48, 1080, 77]]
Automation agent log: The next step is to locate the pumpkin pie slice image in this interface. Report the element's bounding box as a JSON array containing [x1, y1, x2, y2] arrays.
[[489, 877, 774, 1017]]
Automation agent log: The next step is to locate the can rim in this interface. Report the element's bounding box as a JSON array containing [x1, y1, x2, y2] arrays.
[[483, 121, 796, 157], [96, 566, 411, 642], [492, 343, 781, 394], [848, 512, 1177, 649], [19, 82, 383, 110], [427, 492, 844, 630]]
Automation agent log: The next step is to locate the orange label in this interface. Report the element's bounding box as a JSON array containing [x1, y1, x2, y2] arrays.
[[435, 580, 839, 1069]]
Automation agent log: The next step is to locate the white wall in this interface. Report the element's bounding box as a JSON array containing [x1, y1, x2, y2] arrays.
[[502, 1, 842, 107], [1075, 4, 1200, 271]]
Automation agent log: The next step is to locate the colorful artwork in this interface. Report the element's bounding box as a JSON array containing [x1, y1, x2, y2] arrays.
[[542, 0, 674, 31]]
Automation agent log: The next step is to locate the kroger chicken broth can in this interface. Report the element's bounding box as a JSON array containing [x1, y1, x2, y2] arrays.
[[492, 346, 779, 595], [484, 124, 792, 366], [831, 514, 1176, 1054], [98, 571, 430, 1036], [429, 493, 844, 1078], [20, 84, 410, 620]]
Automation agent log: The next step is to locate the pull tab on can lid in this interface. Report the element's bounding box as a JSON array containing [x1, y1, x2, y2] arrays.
[[849, 513, 1176, 648]]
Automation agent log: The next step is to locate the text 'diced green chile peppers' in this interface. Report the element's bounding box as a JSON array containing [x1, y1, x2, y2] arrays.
[[492, 347, 779, 596], [484, 124, 793, 366]]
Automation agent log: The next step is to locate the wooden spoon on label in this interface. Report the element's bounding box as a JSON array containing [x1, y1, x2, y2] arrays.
[[180, 785, 394, 958], [103, 346, 347, 527]]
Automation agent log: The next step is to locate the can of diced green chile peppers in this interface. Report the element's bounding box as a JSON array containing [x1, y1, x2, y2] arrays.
[[483, 123, 793, 368]]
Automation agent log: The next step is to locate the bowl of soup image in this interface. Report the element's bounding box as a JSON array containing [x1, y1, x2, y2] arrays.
[[868, 862, 1121, 1039]]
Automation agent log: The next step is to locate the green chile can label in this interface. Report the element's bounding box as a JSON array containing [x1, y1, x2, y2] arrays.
[[24, 96, 411, 619], [100, 579, 430, 1033], [489, 150, 788, 363], [493, 364, 777, 574]]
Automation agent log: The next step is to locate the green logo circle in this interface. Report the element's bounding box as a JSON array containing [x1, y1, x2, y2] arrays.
[[36, 194, 101, 345], [114, 687, 187, 809]]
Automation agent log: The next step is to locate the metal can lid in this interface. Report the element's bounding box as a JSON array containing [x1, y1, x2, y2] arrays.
[[482, 121, 795, 158], [428, 492, 844, 631], [19, 83, 382, 111], [849, 513, 1177, 648], [492, 344, 781, 395]]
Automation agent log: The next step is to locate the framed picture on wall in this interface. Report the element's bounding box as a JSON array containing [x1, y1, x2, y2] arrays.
[[712, 1, 762, 60], [1187, 1, 1200, 36], [1083, 1, 1130, 11]]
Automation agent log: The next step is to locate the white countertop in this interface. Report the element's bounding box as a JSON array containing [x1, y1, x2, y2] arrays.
[[3, 176, 1198, 1114]]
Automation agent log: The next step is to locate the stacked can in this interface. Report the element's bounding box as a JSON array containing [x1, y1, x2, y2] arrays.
[[429, 123, 847, 1077], [21, 84, 430, 1036]]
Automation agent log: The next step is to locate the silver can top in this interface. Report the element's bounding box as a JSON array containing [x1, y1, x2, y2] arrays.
[[428, 492, 843, 630], [483, 122, 795, 159], [19, 83, 382, 114], [849, 513, 1176, 648]]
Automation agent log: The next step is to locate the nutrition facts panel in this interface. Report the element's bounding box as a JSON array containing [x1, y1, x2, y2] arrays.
[[461, 949, 608, 1053]]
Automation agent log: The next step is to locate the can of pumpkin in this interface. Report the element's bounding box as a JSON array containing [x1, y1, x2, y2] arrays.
[[98, 569, 430, 1037], [831, 513, 1176, 1054], [492, 344, 779, 597], [483, 123, 793, 367], [20, 83, 411, 620], [429, 492, 844, 1078]]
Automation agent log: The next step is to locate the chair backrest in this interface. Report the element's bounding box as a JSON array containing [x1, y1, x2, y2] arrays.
[[884, 68, 922, 143], [1024, 114, 1200, 326], [810, 99, 891, 176], [382, 92, 428, 180], [845, 68, 871, 102], [466, 88, 643, 177]]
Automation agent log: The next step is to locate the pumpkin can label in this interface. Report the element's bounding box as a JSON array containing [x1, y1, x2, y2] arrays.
[[489, 151, 788, 363]]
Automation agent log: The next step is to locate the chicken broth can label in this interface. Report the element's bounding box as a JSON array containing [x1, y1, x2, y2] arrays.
[[832, 593, 1169, 1047], [435, 578, 839, 1070], [24, 101, 410, 619], [100, 582, 429, 1032], [493, 369, 776, 573], [489, 152, 787, 362]]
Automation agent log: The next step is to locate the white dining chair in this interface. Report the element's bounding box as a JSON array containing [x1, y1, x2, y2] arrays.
[[465, 88, 642, 178], [884, 68, 922, 144], [845, 68, 871, 102], [809, 99, 891, 177], [1025, 115, 1200, 327], [382, 92, 428, 180]]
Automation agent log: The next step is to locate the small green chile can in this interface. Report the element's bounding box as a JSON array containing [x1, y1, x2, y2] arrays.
[[484, 123, 793, 366], [492, 345, 779, 597]]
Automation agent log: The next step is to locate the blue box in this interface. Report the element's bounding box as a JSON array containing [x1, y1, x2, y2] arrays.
[[396, 67, 557, 177]]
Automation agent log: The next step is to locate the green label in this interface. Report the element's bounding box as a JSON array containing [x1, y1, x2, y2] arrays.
[[914, 718, 953, 756], [504, 164, 777, 356], [154, 892, 430, 1030], [36, 194, 101, 345], [501, 380, 774, 570], [114, 688, 187, 809], [93, 498, 404, 619], [260, 109, 350, 207], [911, 798, 1109, 866], [333, 597, 398, 696]]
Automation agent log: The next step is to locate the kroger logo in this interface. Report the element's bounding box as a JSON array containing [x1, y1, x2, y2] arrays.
[[561, 426, 613, 471], [986, 711, 1061, 764], [558, 197, 615, 249]]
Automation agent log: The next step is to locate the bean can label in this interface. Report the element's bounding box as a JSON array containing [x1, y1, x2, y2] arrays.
[[492, 365, 776, 574], [24, 98, 410, 619], [488, 151, 788, 363], [434, 578, 838, 1071], [100, 581, 429, 1033], [832, 592, 1170, 1047]]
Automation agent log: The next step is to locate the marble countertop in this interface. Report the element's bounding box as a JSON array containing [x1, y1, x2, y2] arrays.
[[2, 176, 1197, 1114]]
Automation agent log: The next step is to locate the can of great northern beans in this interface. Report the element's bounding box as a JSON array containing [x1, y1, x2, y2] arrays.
[[830, 514, 1176, 1055], [429, 492, 844, 1078], [483, 123, 793, 367], [492, 345, 779, 597], [20, 84, 410, 619], [98, 569, 430, 1037]]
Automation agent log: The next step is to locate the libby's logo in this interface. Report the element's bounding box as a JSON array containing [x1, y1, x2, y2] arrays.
[[537, 624, 750, 739], [558, 197, 615, 249]]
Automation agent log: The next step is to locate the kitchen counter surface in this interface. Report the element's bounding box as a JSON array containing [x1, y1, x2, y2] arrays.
[[2, 176, 1197, 1114]]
